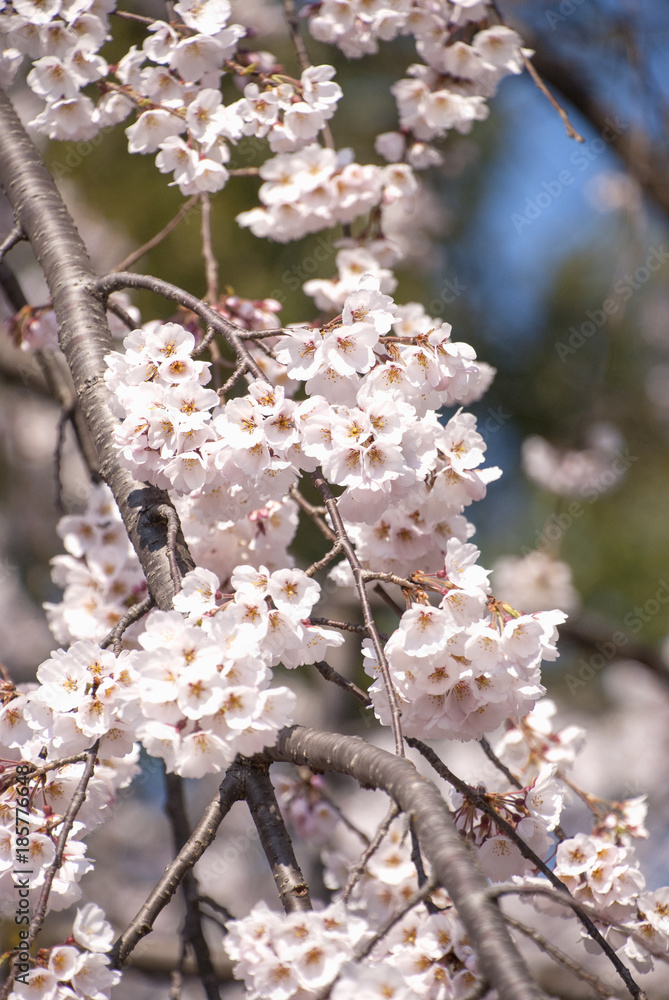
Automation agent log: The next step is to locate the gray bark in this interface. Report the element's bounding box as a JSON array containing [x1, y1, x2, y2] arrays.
[[0, 89, 194, 608]]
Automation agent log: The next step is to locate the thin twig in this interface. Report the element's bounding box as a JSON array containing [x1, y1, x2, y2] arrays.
[[522, 53, 585, 142], [112, 760, 246, 967], [305, 541, 342, 577], [312, 787, 370, 845], [289, 484, 336, 543], [106, 296, 138, 332], [373, 582, 405, 618], [350, 876, 438, 965], [193, 323, 217, 357], [99, 592, 155, 653], [505, 914, 618, 999], [95, 271, 265, 381], [361, 569, 418, 590], [342, 803, 400, 903], [245, 764, 311, 913], [281, 0, 336, 150], [198, 895, 234, 924], [494, 882, 667, 970], [0, 222, 24, 263], [312, 469, 404, 756], [489, 0, 584, 142], [112, 8, 156, 24], [282, 0, 311, 73], [312, 660, 371, 706], [0, 752, 91, 794], [478, 736, 524, 790], [308, 616, 372, 637], [236, 326, 286, 340], [407, 737, 645, 1000], [111, 195, 199, 273], [200, 194, 218, 303], [54, 407, 70, 515], [410, 818, 440, 915], [217, 359, 249, 398], [28, 742, 99, 943]]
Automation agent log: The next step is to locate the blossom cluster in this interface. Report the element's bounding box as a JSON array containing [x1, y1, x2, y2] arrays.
[[104, 276, 493, 527], [6, 1, 668, 997], [45, 479, 302, 651], [225, 812, 484, 999], [0, 0, 115, 139], [237, 143, 418, 244], [554, 833, 669, 973], [0, 737, 139, 915], [0, 0, 531, 250], [44, 484, 146, 645], [121, 562, 345, 777], [521, 421, 628, 498], [6, 560, 343, 781], [225, 899, 484, 999], [363, 566, 566, 741], [7, 903, 119, 1000], [308, 1, 528, 158]]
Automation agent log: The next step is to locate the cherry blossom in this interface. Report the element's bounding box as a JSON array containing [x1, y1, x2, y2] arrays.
[[5, 3, 666, 997]]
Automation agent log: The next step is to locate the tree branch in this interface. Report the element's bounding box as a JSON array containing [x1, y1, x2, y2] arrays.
[[524, 42, 669, 220], [111, 760, 246, 967], [0, 88, 194, 610], [164, 770, 220, 1000], [94, 270, 265, 381], [263, 725, 548, 1000], [311, 469, 405, 756], [244, 763, 312, 913], [407, 737, 644, 1000]]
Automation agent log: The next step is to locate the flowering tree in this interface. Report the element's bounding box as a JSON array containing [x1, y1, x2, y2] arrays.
[[0, 2, 666, 1000]]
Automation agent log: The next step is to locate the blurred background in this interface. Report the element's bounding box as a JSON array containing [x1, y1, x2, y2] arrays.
[[1, 0, 669, 995]]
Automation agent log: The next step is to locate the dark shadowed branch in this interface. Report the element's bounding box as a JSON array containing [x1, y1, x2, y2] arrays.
[[112, 761, 247, 967], [245, 763, 312, 913], [164, 770, 221, 1000]]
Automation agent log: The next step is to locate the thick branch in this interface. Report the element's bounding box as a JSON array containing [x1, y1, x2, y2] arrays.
[[244, 763, 312, 913], [263, 726, 547, 1000], [0, 89, 194, 609], [164, 771, 220, 1000], [407, 737, 643, 999], [112, 761, 246, 967]]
